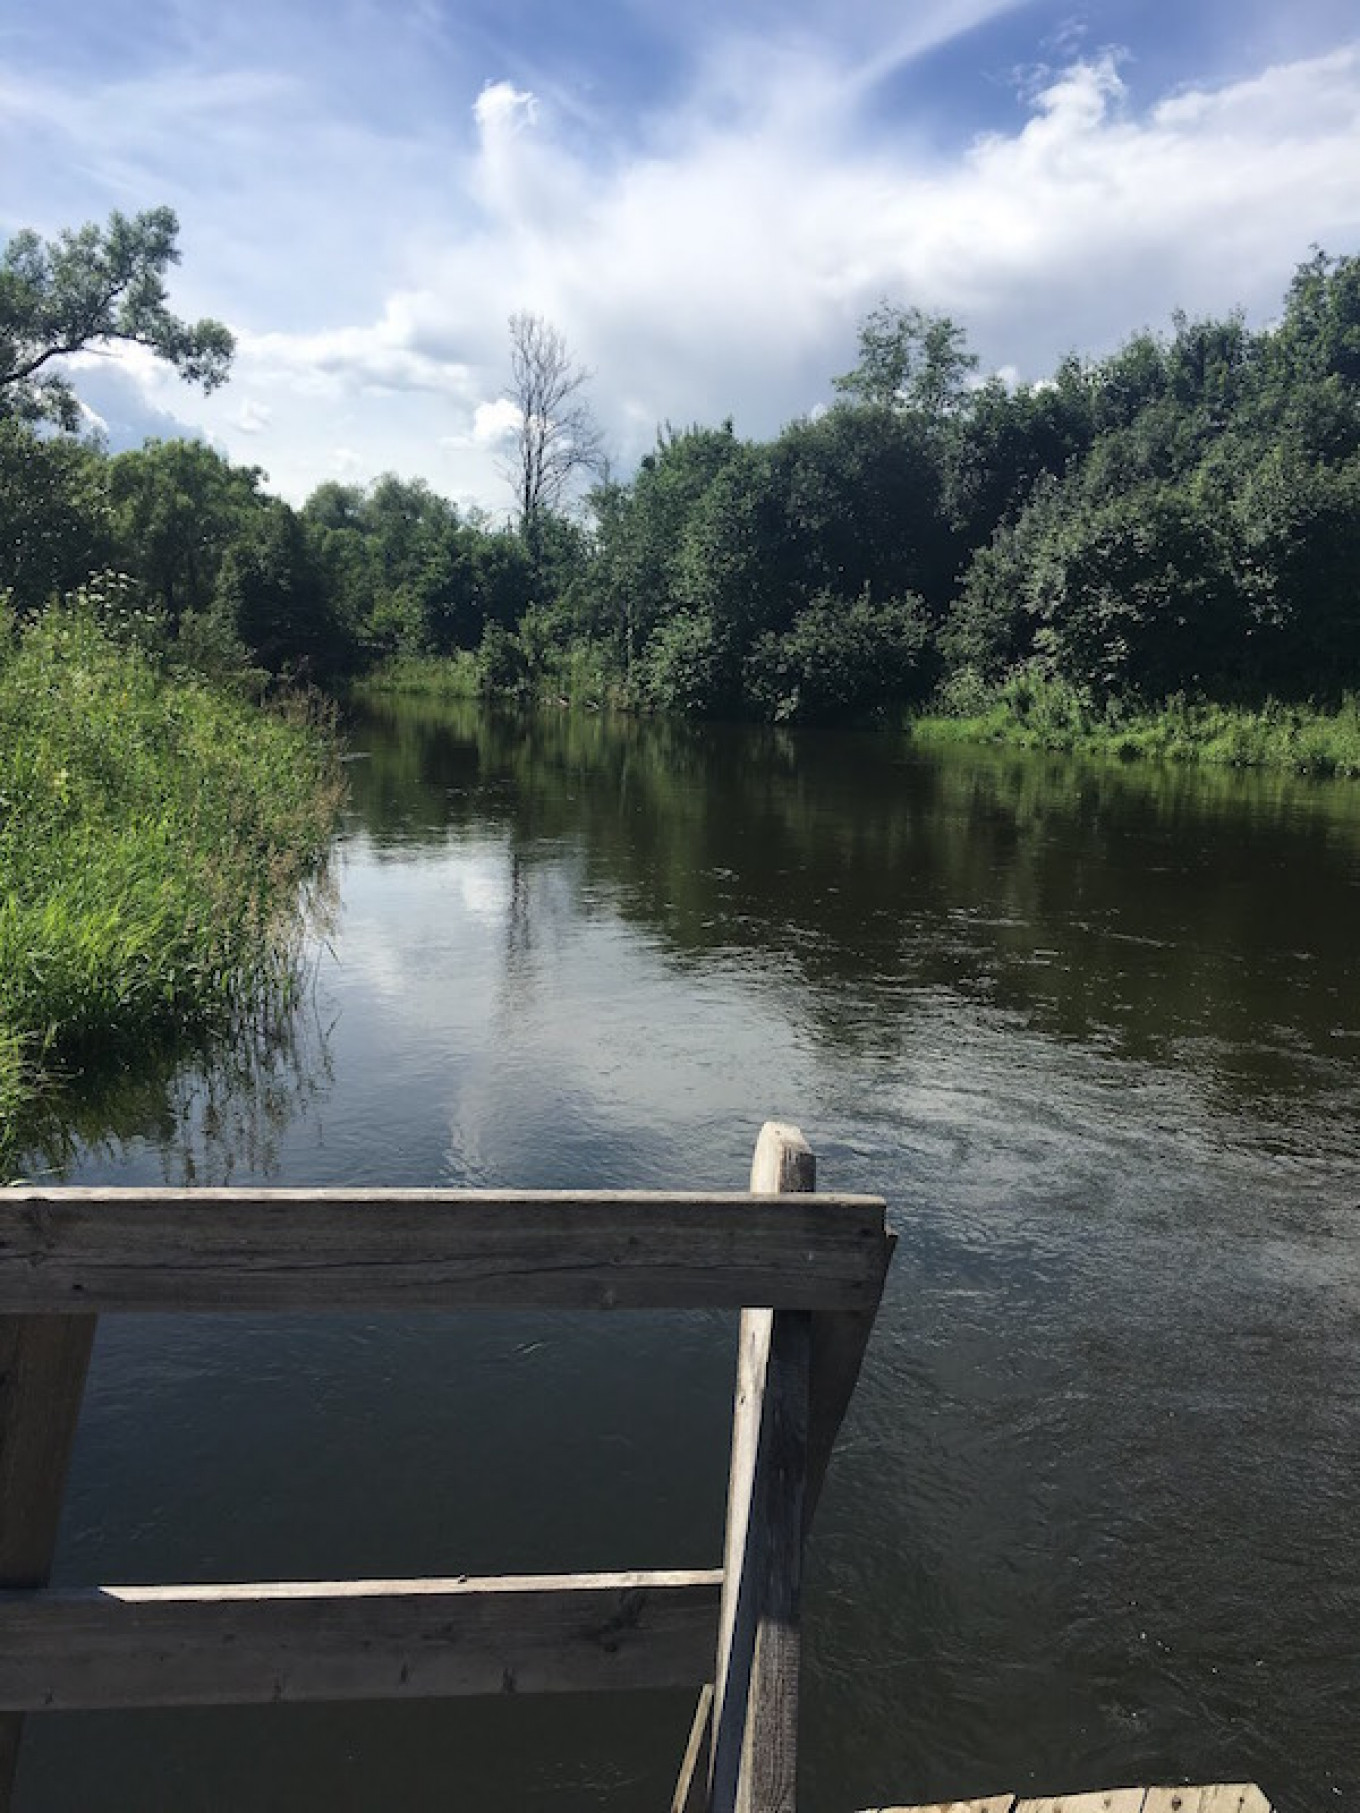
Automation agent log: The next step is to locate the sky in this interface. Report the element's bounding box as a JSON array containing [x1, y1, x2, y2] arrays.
[[3, 0, 1359, 512]]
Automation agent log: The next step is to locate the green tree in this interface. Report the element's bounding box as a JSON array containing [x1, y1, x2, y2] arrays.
[[0, 422, 112, 615], [0, 208, 233, 430], [215, 503, 352, 679], [108, 439, 265, 628], [834, 302, 978, 418]]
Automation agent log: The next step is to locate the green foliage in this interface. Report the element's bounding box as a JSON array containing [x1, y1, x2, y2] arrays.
[[215, 502, 354, 680], [0, 606, 339, 1154], [744, 591, 934, 723], [638, 611, 736, 717], [833, 301, 978, 416], [917, 668, 1360, 776], [0, 207, 233, 430], [108, 438, 264, 627], [0, 420, 113, 615]]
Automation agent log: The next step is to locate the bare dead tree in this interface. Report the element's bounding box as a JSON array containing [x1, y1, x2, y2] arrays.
[[502, 312, 605, 548]]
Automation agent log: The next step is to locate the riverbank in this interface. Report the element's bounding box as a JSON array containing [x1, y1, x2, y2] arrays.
[[356, 652, 1360, 778], [913, 673, 1360, 777], [0, 608, 342, 1161]]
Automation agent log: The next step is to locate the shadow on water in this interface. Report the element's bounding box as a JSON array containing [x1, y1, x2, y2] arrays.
[[18, 696, 1360, 1810]]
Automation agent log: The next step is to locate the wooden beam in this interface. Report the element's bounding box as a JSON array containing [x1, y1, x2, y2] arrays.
[[0, 1313, 96, 1809], [1016, 1794, 1146, 1812], [672, 1682, 715, 1813], [1143, 1792, 1272, 1813], [0, 1189, 889, 1315], [0, 1569, 722, 1710], [858, 1800, 1015, 1812], [803, 1233, 894, 1538], [866, 1793, 1271, 1813], [710, 1122, 814, 1813]]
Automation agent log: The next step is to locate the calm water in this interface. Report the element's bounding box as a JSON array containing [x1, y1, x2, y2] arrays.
[[18, 700, 1360, 1811]]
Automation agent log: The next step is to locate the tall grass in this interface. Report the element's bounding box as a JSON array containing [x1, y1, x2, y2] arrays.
[[351, 651, 482, 701], [0, 605, 341, 1159], [916, 668, 1360, 778]]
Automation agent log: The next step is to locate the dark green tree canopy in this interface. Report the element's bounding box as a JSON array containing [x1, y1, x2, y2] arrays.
[[0, 207, 234, 431]]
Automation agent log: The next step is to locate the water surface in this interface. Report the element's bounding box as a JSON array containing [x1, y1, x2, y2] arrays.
[[20, 701, 1360, 1810]]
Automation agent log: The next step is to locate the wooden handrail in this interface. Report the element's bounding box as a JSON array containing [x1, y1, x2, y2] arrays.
[[0, 1187, 888, 1314], [0, 1570, 723, 1709], [0, 1124, 893, 1812]]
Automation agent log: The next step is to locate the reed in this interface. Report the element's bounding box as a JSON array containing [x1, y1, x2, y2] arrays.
[[0, 606, 341, 1158]]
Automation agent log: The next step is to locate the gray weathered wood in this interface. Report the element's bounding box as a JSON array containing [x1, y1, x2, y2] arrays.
[[861, 1789, 1272, 1813], [712, 1305, 773, 1810], [738, 1308, 809, 1813], [803, 1230, 895, 1537], [710, 1122, 814, 1813], [0, 1313, 97, 1810], [0, 1569, 722, 1710], [672, 1682, 715, 1813], [0, 1189, 888, 1314], [1016, 1793, 1146, 1812], [858, 1800, 1015, 1812]]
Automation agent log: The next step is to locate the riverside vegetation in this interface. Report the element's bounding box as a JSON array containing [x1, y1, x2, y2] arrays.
[[4, 217, 1359, 768], [3, 211, 1360, 1145], [0, 599, 339, 1159]]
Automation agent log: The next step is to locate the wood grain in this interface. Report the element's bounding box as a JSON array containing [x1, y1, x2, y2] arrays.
[[0, 1313, 97, 1808], [671, 1682, 715, 1813], [711, 1122, 814, 1813], [0, 1569, 722, 1709], [0, 1188, 888, 1314]]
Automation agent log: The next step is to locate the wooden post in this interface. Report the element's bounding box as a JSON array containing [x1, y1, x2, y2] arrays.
[[709, 1122, 814, 1813], [0, 1313, 97, 1809], [672, 1683, 715, 1813]]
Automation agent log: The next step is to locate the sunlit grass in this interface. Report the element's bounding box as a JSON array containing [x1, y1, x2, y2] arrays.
[[0, 606, 342, 1158], [915, 669, 1360, 778], [352, 652, 482, 700]]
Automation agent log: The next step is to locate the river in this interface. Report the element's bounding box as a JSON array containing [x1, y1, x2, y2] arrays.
[[17, 698, 1360, 1810]]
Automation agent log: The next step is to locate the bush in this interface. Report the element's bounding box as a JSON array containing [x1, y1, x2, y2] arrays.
[[638, 611, 736, 717], [743, 590, 934, 724]]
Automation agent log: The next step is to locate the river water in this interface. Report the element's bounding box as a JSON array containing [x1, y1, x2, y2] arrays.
[[18, 699, 1360, 1811]]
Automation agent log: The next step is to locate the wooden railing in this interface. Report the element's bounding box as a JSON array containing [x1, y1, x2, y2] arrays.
[[0, 1121, 892, 1812]]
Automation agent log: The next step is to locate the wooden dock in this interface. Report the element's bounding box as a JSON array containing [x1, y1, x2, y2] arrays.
[[862, 1788, 1272, 1813], [0, 1121, 1276, 1811]]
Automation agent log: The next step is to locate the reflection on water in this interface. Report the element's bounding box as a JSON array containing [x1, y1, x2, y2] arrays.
[[20, 699, 1360, 1811]]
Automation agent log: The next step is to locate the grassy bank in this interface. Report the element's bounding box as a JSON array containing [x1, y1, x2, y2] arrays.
[[913, 672, 1360, 777], [0, 606, 342, 1159], [350, 650, 482, 701]]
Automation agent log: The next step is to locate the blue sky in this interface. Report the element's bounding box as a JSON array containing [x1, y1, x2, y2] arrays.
[[3, 0, 1359, 508]]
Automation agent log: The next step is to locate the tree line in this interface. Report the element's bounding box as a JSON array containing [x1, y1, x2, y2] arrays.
[[4, 208, 1359, 724]]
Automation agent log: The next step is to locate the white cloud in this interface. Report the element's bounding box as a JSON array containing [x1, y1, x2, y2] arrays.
[[13, 16, 1360, 506], [472, 398, 521, 445]]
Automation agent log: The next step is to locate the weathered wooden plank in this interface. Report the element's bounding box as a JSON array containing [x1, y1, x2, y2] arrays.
[[739, 1308, 809, 1813], [0, 1568, 722, 1710], [671, 1682, 715, 1813], [0, 1189, 888, 1314], [0, 1313, 97, 1810], [1015, 1793, 1146, 1812], [803, 1231, 894, 1537], [866, 1793, 1271, 1813], [712, 1304, 774, 1809], [857, 1799, 1015, 1812], [711, 1122, 814, 1813], [1143, 1791, 1271, 1813]]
